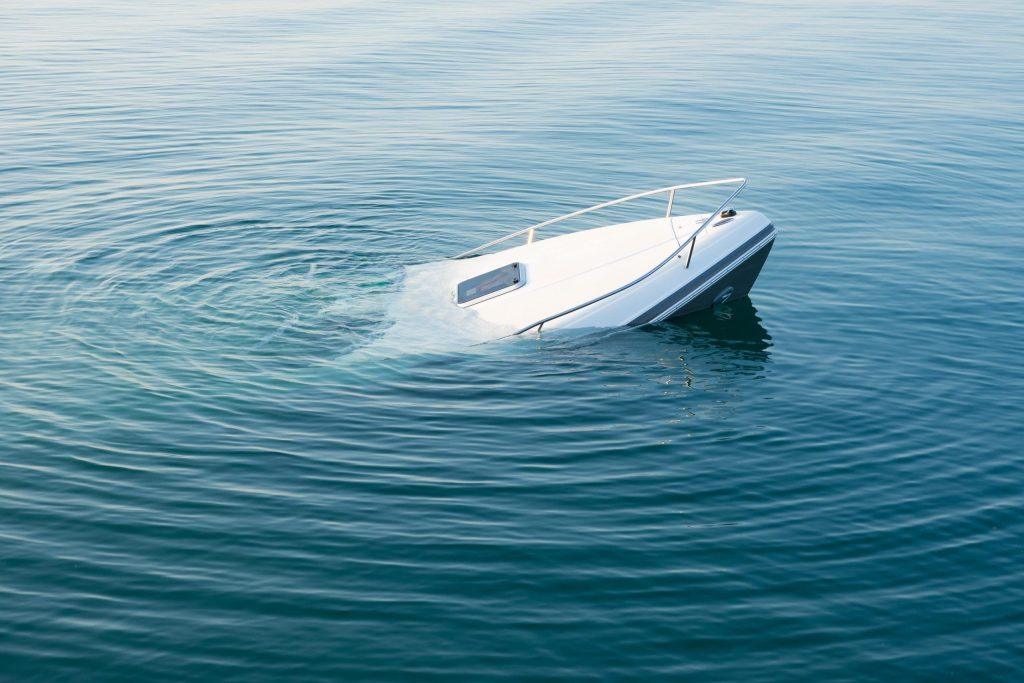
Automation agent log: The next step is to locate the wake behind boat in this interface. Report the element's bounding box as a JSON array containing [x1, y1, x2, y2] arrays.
[[448, 178, 776, 336]]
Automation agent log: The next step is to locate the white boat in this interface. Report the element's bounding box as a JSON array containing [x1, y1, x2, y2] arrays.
[[448, 178, 775, 335]]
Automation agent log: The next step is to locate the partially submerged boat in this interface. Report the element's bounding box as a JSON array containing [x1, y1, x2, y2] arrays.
[[449, 178, 775, 335]]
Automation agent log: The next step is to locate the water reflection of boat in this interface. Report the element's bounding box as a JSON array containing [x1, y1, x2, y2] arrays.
[[538, 297, 772, 386], [641, 297, 773, 382], [658, 297, 772, 360]]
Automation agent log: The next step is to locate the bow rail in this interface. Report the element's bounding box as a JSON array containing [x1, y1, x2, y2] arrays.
[[451, 177, 747, 260]]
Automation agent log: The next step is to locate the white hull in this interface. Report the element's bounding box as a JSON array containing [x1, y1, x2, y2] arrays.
[[447, 179, 776, 335]]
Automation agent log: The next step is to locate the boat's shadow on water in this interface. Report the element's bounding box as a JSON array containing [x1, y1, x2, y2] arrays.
[[656, 297, 772, 357], [516, 297, 773, 401], [539, 297, 771, 362], [639, 297, 774, 381]]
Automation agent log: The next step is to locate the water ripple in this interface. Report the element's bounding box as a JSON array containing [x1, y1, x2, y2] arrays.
[[2, 0, 1024, 680]]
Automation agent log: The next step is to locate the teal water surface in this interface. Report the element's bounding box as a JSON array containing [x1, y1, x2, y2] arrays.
[[2, 1, 1024, 680]]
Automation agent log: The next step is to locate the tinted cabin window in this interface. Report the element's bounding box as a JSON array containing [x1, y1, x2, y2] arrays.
[[457, 263, 522, 305]]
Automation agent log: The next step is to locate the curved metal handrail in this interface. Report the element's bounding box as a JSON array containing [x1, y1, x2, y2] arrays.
[[451, 177, 747, 260], [466, 177, 747, 336]]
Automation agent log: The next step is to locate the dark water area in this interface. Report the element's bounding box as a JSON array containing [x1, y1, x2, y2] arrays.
[[2, 1, 1023, 680]]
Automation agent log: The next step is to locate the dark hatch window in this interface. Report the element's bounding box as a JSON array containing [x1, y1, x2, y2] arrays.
[[457, 262, 522, 305]]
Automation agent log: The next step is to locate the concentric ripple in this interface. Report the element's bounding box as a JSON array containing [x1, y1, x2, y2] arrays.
[[2, 1, 1023, 680]]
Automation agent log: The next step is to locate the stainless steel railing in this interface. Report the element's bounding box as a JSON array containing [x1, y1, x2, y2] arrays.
[[450, 178, 748, 334], [451, 177, 746, 260]]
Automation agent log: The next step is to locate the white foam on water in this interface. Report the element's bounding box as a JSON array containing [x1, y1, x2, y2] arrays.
[[340, 259, 517, 362]]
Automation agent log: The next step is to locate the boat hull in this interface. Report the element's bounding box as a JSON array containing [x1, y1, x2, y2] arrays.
[[447, 210, 776, 335], [628, 229, 775, 326]]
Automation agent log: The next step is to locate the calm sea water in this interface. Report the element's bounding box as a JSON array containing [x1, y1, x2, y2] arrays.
[[3, 1, 1024, 680]]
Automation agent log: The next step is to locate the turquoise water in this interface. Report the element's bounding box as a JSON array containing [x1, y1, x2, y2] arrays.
[[3, 1, 1024, 679]]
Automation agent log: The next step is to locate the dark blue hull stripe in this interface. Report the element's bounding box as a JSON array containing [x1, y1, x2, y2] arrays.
[[627, 224, 776, 326]]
